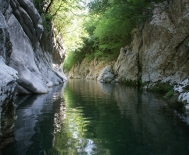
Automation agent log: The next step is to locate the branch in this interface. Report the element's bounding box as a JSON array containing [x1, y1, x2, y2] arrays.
[[51, 1, 63, 16], [45, 0, 54, 13]]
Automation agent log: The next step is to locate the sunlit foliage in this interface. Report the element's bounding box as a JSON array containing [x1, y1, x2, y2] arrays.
[[45, 0, 165, 72]]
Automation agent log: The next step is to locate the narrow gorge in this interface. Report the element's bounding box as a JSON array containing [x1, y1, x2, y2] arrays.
[[1, 0, 189, 152]]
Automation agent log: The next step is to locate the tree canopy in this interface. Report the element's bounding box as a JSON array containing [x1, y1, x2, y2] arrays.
[[42, 0, 165, 72]]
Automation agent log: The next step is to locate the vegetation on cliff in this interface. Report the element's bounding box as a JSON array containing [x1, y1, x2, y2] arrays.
[[37, 0, 164, 72], [68, 0, 167, 72]]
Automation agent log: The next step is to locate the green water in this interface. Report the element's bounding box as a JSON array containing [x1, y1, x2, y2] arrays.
[[2, 80, 189, 155]]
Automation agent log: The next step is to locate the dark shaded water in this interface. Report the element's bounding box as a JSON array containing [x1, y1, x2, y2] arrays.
[[2, 80, 189, 155]]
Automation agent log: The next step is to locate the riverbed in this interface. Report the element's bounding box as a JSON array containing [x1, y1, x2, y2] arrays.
[[2, 79, 189, 155]]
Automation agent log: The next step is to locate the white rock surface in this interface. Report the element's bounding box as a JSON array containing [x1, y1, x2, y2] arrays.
[[0, 0, 67, 94], [0, 57, 18, 105], [97, 65, 115, 83], [8, 14, 48, 93]]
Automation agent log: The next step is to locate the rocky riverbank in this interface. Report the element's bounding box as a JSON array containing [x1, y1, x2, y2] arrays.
[[67, 1, 189, 105]]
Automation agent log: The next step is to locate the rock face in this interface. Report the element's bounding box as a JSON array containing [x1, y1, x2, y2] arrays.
[[0, 0, 18, 102], [136, 1, 189, 84], [132, 1, 189, 103], [0, 57, 18, 105], [113, 1, 189, 103], [97, 65, 114, 83], [68, 58, 115, 80], [114, 47, 138, 82], [68, 1, 189, 104], [113, 1, 189, 86], [0, 0, 66, 95], [0, 0, 66, 148]]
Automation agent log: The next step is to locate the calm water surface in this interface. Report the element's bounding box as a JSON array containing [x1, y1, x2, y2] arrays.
[[2, 80, 189, 155]]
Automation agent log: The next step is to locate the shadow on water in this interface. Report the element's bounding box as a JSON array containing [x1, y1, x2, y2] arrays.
[[1, 84, 65, 155], [1, 79, 189, 155]]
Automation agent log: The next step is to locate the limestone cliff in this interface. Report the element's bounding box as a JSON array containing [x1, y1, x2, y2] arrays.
[[68, 0, 189, 104], [0, 0, 66, 95], [124, 0, 189, 104], [0, 0, 66, 147], [68, 58, 115, 80]]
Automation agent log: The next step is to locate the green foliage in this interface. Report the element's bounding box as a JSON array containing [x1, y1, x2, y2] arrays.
[[42, 13, 53, 31], [63, 0, 155, 71], [149, 83, 173, 94], [63, 50, 86, 73], [50, 0, 88, 52], [165, 89, 174, 97], [92, 0, 154, 49], [45, 0, 166, 72]]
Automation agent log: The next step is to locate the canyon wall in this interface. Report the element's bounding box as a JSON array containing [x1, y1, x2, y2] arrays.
[[0, 0, 66, 96], [68, 0, 189, 104], [0, 0, 66, 147], [68, 58, 115, 80], [118, 1, 189, 103]]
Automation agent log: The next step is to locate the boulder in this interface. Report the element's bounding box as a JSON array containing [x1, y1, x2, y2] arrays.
[[97, 65, 115, 83]]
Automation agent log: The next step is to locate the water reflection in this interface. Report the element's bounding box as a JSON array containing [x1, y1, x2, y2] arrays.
[[0, 99, 15, 149], [2, 85, 64, 155], [57, 79, 189, 155], [0, 86, 16, 149], [1, 80, 189, 155]]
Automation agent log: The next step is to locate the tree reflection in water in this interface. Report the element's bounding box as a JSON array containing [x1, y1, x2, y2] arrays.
[[2, 80, 189, 155]]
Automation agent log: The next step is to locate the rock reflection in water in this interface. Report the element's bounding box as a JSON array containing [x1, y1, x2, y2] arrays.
[[2, 85, 64, 155], [1, 80, 189, 155], [0, 99, 15, 149], [58, 79, 189, 155], [0, 86, 17, 149]]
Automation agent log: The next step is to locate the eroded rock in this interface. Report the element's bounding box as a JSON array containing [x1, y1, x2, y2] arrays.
[[114, 47, 138, 82], [97, 65, 115, 83]]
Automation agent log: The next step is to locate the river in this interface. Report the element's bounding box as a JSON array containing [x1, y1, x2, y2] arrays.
[[1, 79, 189, 155]]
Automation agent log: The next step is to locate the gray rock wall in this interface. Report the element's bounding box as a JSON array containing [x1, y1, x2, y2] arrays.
[[0, 0, 18, 105], [0, 0, 66, 147], [0, 0, 66, 95], [67, 58, 115, 80], [137, 1, 189, 84], [114, 46, 138, 82], [113, 1, 189, 103]]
